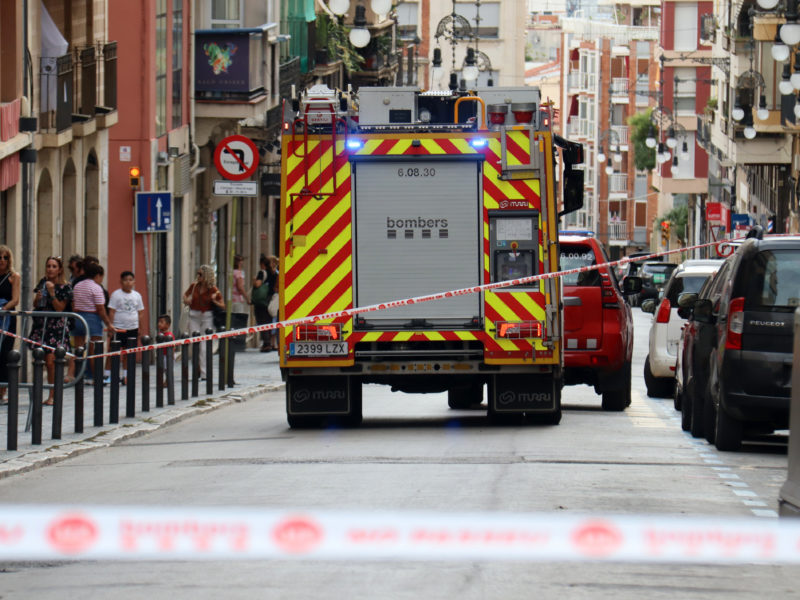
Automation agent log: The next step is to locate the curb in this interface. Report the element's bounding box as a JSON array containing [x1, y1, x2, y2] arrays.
[[0, 382, 285, 481]]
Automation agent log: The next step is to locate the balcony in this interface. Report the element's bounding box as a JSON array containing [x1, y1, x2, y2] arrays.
[[195, 25, 278, 122], [610, 78, 629, 103], [567, 70, 597, 94], [609, 172, 628, 194], [611, 125, 629, 147], [567, 117, 592, 140], [608, 220, 628, 242], [38, 41, 118, 145]]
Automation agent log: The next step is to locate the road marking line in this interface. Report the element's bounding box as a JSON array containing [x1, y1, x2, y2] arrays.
[[743, 499, 768, 507], [751, 509, 778, 518], [733, 489, 758, 497]]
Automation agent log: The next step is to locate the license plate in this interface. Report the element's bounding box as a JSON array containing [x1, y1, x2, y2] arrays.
[[290, 341, 348, 356], [654, 273, 665, 283]]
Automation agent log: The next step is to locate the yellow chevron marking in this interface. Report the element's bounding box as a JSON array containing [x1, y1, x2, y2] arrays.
[[385, 139, 412, 154], [286, 248, 353, 319], [284, 161, 351, 239], [420, 139, 448, 154], [450, 138, 477, 154]]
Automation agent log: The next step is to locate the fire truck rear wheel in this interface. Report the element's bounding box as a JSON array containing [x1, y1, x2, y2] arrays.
[[601, 362, 631, 411], [447, 384, 484, 410]]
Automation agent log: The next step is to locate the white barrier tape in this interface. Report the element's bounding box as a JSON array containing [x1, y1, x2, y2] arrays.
[[0, 505, 797, 563], [0, 234, 756, 363]]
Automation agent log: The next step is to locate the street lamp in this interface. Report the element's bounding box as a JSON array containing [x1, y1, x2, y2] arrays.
[[732, 103, 745, 121], [758, 94, 770, 120], [757, 0, 780, 9], [431, 48, 444, 86], [462, 47, 479, 85], [772, 32, 790, 62], [349, 5, 371, 48], [680, 140, 690, 161], [743, 110, 757, 139], [780, 63, 794, 94], [370, 0, 392, 15], [605, 157, 614, 175], [666, 126, 678, 148], [596, 146, 607, 163], [329, 0, 350, 15], [645, 124, 657, 148], [794, 92, 800, 118]]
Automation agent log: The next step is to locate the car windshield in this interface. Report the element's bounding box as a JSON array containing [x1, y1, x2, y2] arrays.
[[743, 249, 800, 307], [642, 263, 677, 283], [666, 274, 712, 304], [560, 245, 600, 286]]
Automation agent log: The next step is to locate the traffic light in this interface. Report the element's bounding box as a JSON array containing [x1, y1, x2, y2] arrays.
[[129, 166, 141, 189], [661, 220, 670, 246]]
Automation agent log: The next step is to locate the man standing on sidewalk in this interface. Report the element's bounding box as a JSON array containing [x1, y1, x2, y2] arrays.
[[107, 271, 146, 381]]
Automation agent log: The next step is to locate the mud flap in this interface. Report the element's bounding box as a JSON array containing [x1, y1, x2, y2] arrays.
[[490, 374, 557, 414], [287, 375, 351, 416]]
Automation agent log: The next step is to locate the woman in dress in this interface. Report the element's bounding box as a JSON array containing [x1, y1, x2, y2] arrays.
[[183, 264, 224, 378], [29, 256, 72, 404], [0, 245, 21, 404]]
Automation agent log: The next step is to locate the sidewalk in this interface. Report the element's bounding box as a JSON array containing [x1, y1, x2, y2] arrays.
[[0, 348, 284, 479]]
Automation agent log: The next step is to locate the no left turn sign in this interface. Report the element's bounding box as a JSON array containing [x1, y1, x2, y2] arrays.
[[214, 134, 258, 181]]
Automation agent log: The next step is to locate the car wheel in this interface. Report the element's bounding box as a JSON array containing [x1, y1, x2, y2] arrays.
[[602, 362, 630, 411], [644, 355, 674, 398], [448, 384, 484, 409], [703, 383, 716, 444], [713, 382, 742, 451], [673, 382, 682, 412], [680, 392, 691, 431]]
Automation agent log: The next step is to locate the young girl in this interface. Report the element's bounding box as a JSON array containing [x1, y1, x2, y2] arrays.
[[0, 245, 20, 404]]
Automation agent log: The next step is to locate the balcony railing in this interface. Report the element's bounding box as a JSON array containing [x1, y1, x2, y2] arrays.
[[567, 116, 580, 137], [567, 70, 597, 93], [39, 42, 118, 133], [611, 125, 629, 145], [609, 173, 628, 193], [195, 26, 270, 101], [611, 78, 629, 97], [608, 220, 628, 241]]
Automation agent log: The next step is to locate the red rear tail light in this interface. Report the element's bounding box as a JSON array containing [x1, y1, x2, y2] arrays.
[[655, 298, 671, 324], [726, 296, 745, 350], [600, 273, 618, 308], [496, 320, 543, 339], [295, 323, 341, 341]]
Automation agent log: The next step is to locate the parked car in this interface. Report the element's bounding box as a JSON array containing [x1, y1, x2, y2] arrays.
[[616, 253, 661, 305], [676, 259, 734, 439], [701, 233, 800, 450], [559, 234, 642, 411], [641, 259, 722, 398], [638, 261, 678, 303]]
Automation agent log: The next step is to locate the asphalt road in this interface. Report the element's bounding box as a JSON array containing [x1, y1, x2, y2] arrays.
[[0, 307, 794, 599]]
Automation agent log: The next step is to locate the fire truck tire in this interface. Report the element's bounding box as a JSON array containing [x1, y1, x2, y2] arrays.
[[448, 384, 484, 410], [286, 414, 324, 429], [601, 362, 630, 411], [527, 408, 562, 425]]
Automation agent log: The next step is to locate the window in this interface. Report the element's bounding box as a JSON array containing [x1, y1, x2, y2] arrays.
[[396, 1, 418, 39], [156, 0, 167, 136], [674, 67, 696, 116], [457, 1, 499, 38], [210, 0, 242, 29], [673, 3, 698, 51], [172, 2, 183, 129], [745, 250, 800, 307]]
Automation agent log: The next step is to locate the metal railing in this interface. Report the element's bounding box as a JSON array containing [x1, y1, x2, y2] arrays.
[[611, 78, 629, 97], [609, 173, 628, 194], [608, 220, 628, 241], [2, 311, 242, 451], [611, 125, 629, 146]]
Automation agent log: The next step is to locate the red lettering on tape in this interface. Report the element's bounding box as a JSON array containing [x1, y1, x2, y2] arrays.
[[272, 517, 323, 554], [571, 521, 623, 557], [46, 514, 99, 554]]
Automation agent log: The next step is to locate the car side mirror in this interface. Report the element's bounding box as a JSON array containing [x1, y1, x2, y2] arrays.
[[693, 298, 714, 323], [677, 292, 698, 309], [677, 306, 692, 319], [621, 276, 642, 295], [641, 298, 656, 313]]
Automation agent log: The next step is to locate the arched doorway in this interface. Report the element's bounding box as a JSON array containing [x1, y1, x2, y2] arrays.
[[84, 150, 100, 257], [36, 169, 54, 271], [61, 158, 78, 260]]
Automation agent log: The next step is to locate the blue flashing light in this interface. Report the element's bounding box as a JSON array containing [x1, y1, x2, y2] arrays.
[[469, 138, 488, 148], [346, 139, 364, 150]]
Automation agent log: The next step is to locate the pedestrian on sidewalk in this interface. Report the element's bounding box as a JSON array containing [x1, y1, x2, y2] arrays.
[[0, 245, 20, 405], [72, 262, 120, 383], [231, 254, 250, 340], [107, 271, 146, 382], [29, 256, 72, 405], [183, 265, 223, 379], [252, 254, 278, 352]]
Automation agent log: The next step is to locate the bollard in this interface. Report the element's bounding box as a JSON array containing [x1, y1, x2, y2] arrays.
[[166, 343, 175, 406], [227, 337, 236, 388], [6, 350, 20, 451], [125, 336, 136, 418], [141, 335, 152, 412], [109, 340, 121, 424], [191, 331, 200, 398], [93, 340, 104, 427], [205, 328, 213, 396], [74, 346, 85, 433], [155, 334, 165, 408], [31, 348, 45, 445], [51, 346, 67, 440], [218, 328, 226, 391], [181, 333, 189, 401]]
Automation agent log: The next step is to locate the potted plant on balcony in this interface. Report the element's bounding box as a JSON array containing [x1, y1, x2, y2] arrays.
[[705, 97, 717, 123]]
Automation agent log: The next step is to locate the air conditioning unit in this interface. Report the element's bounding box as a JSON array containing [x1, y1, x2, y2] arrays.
[[156, 151, 170, 166]]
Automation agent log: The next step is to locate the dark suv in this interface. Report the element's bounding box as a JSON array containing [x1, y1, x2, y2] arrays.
[[696, 234, 800, 450], [639, 261, 678, 302], [559, 234, 641, 411]]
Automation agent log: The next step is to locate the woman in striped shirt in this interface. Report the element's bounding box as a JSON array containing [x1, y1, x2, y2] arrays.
[[72, 262, 119, 380]]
